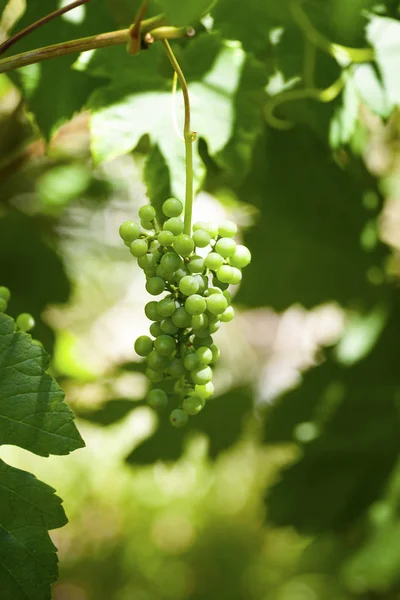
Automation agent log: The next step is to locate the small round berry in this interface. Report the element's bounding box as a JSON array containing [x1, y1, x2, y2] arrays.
[[170, 409, 189, 428], [130, 238, 148, 257], [168, 358, 185, 378], [193, 274, 207, 295], [164, 217, 184, 235], [205, 252, 224, 271], [147, 388, 168, 409], [0, 298, 7, 313], [145, 301, 161, 321], [196, 346, 213, 365], [172, 306, 192, 328], [146, 277, 165, 296], [230, 245, 251, 268], [220, 306, 235, 322], [192, 229, 210, 248], [185, 294, 207, 316], [161, 252, 182, 272], [206, 293, 228, 315], [162, 198, 183, 218], [138, 204, 156, 222], [158, 230, 175, 247], [16, 313, 35, 332], [179, 275, 199, 296], [193, 335, 213, 349], [195, 382, 214, 399], [218, 220, 238, 238], [145, 368, 163, 383], [137, 252, 160, 271], [157, 297, 176, 318], [119, 220, 140, 242], [149, 322, 163, 337], [160, 318, 179, 335], [134, 335, 153, 356], [173, 234, 195, 257], [229, 267, 242, 285], [187, 256, 205, 274], [210, 344, 221, 363], [140, 220, 154, 230], [191, 313, 208, 330], [147, 350, 170, 371], [191, 366, 213, 385], [215, 265, 235, 284], [183, 353, 201, 371], [215, 237, 236, 258], [154, 334, 176, 356], [183, 394, 205, 415], [0, 286, 11, 302]]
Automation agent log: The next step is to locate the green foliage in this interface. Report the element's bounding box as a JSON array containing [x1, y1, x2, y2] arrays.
[[156, 0, 214, 25]]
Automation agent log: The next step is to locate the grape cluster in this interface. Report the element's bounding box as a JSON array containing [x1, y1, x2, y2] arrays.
[[119, 198, 251, 428], [0, 286, 35, 332]]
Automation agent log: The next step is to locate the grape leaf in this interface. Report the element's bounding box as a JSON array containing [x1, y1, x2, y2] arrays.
[[126, 388, 253, 464], [0, 459, 67, 600], [0, 313, 84, 456], [367, 15, 400, 106], [0, 0, 9, 19], [155, 0, 214, 26]]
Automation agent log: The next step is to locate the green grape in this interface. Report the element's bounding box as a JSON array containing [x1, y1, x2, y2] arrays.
[[174, 267, 188, 282], [212, 277, 229, 291], [206, 293, 228, 315], [215, 265, 235, 284], [192, 229, 210, 248], [173, 234, 195, 257], [191, 313, 208, 330], [168, 358, 185, 378], [147, 350, 171, 371], [179, 275, 199, 296], [0, 286, 11, 302], [209, 320, 221, 333], [229, 244, 251, 268], [193, 221, 208, 232], [154, 334, 176, 356], [145, 301, 162, 321], [146, 277, 165, 296], [140, 220, 154, 230], [134, 335, 153, 356], [145, 368, 163, 383], [229, 267, 242, 285], [138, 204, 156, 222], [193, 335, 213, 348], [204, 252, 224, 271], [183, 353, 201, 371], [119, 220, 140, 242], [130, 238, 148, 257], [193, 274, 207, 295], [149, 322, 163, 337], [137, 252, 160, 271], [215, 237, 236, 258], [192, 327, 211, 339], [183, 394, 205, 415], [195, 382, 214, 399], [220, 306, 235, 322], [195, 346, 213, 364], [172, 306, 192, 328], [218, 220, 238, 238], [223, 290, 232, 303], [144, 268, 157, 279], [191, 366, 212, 385], [210, 344, 220, 363], [160, 318, 179, 335], [147, 388, 168, 409], [162, 198, 183, 218], [206, 286, 223, 296], [156, 264, 173, 281], [158, 230, 175, 247], [157, 297, 176, 318], [164, 217, 184, 235], [149, 240, 161, 253], [185, 294, 207, 316], [161, 251, 182, 272], [170, 409, 188, 428], [0, 298, 8, 313], [187, 255, 205, 274], [15, 313, 35, 332]]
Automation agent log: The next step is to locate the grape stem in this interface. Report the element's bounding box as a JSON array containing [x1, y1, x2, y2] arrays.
[[162, 39, 195, 236]]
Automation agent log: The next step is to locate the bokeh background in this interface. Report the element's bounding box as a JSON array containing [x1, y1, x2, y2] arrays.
[[1, 0, 400, 598]]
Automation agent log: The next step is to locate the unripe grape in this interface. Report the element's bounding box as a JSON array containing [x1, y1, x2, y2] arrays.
[[192, 229, 210, 248], [205, 252, 224, 271], [154, 334, 176, 356], [218, 220, 238, 238], [137, 252, 160, 271], [196, 346, 213, 365], [212, 277, 229, 291], [130, 238, 148, 257], [184, 353, 201, 371], [229, 267, 242, 285], [164, 217, 184, 235], [210, 344, 220, 362], [156, 264, 173, 281], [174, 267, 188, 282], [193, 274, 207, 295], [206, 293, 228, 315], [157, 297, 176, 318], [215, 237, 236, 258], [191, 313, 208, 330], [195, 382, 214, 399], [179, 276, 199, 296], [230, 244, 251, 268], [158, 230, 175, 247], [147, 350, 170, 371], [168, 358, 185, 378], [147, 388, 168, 409], [185, 294, 207, 316], [145, 301, 162, 321], [205, 222, 219, 239], [209, 320, 221, 333], [183, 394, 205, 415], [220, 306, 235, 322], [119, 220, 140, 242], [140, 220, 154, 230], [173, 234, 195, 257], [172, 307, 192, 328], [162, 198, 183, 218], [138, 204, 156, 222], [193, 221, 208, 232], [170, 409, 188, 428], [149, 240, 161, 253], [146, 368, 163, 383], [134, 335, 153, 356], [149, 322, 163, 337], [215, 265, 235, 284], [192, 326, 211, 339], [161, 252, 182, 272], [146, 277, 165, 296], [160, 318, 179, 335], [15, 313, 35, 332], [223, 290, 232, 303], [191, 366, 213, 385], [187, 255, 205, 274], [193, 335, 213, 348], [0, 286, 11, 302], [0, 298, 7, 313]]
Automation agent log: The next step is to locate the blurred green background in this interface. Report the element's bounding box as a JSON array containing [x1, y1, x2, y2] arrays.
[[1, 0, 400, 598]]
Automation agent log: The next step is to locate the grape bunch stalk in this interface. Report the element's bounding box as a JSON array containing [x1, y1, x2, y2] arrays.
[[119, 198, 251, 427]]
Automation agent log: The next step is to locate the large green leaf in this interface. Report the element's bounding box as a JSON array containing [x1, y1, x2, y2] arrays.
[[0, 459, 67, 600], [0, 313, 84, 456], [155, 0, 214, 25]]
